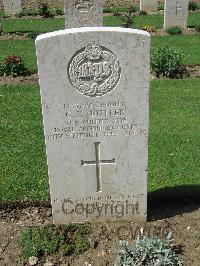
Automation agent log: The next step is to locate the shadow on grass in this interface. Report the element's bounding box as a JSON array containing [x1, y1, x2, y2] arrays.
[[148, 185, 200, 221]]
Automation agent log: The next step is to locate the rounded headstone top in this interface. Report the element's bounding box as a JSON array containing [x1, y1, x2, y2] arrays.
[[36, 27, 151, 42]]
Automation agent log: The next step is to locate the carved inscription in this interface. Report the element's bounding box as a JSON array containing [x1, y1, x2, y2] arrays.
[[75, 0, 92, 12], [61, 194, 144, 217], [68, 42, 121, 97], [47, 100, 147, 141]]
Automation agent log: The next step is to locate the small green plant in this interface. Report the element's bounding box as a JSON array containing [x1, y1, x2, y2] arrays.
[[189, 1, 199, 11], [151, 46, 185, 79], [17, 8, 40, 17], [116, 235, 183, 266], [166, 26, 182, 35], [27, 31, 40, 39], [0, 55, 29, 77], [55, 8, 64, 16], [139, 10, 148, 15], [39, 2, 54, 18], [20, 224, 89, 262], [103, 6, 112, 13], [195, 25, 200, 32], [27, 9, 40, 16], [121, 10, 136, 28], [128, 5, 138, 13]]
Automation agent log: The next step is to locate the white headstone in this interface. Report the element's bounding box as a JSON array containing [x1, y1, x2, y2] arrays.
[[164, 0, 189, 29], [36, 27, 150, 224], [140, 0, 157, 12], [64, 0, 103, 28], [3, 0, 22, 15]]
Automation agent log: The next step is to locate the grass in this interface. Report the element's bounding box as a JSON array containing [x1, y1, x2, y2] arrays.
[[1, 12, 199, 33], [149, 78, 200, 191], [0, 84, 49, 201], [0, 79, 200, 201], [2, 17, 65, 33]]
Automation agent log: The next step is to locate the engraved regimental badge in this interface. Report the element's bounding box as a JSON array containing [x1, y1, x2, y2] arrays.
[[75, 0, 92, 12], [68, 42, 121, 97]]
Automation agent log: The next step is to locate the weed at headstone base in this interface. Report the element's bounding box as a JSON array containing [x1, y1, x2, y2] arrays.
[[116, 234, 183, 266], [20, 224, 90, 262], [166, 26, 182, 35]]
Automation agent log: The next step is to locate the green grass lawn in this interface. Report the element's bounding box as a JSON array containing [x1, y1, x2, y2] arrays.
[[1, 12, 199, 32], [2, 18, 65, 33], [0, 84, 49, 201], [0, 79, 200, 201], [0, 35, 199, 73], [149, 78, 200, 191]]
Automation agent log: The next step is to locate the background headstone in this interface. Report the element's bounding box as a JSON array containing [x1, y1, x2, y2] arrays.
[[36, 27, 150, 224], [3, 0, 22, 15], [140, 0, 157, 12], [64, 0, 103, 28], [164, 0, 189, 29]]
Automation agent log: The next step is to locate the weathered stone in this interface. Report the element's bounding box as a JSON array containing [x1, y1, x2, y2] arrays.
[[36, 27, 150, 224], [29, 256, 38, 266], [140, 0, 157, 12], [3, 0, 22, 15], [164, 0, 189, 29], [64, 0, 103, 28]]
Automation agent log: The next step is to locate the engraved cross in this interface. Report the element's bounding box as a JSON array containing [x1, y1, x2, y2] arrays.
[[176, 1, 182, 16], [81, 142, 115, 192]]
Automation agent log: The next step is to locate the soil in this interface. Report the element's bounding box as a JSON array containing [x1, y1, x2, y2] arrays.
[[0, 74, 39, 85], [0, 33, 30, 40], [0, 196, 199, 266], [151, 64, 200, 80], [151, 28, 199, 36]]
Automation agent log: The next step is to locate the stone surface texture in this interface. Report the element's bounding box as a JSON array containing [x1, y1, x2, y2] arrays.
[[164, 0, 189, 29], [36, 27, 150, 224], [140, 0, 157, 12], [3, 0, 22, 15], [64, 0, 103, 28]]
